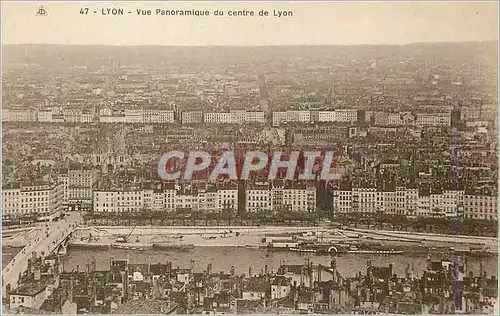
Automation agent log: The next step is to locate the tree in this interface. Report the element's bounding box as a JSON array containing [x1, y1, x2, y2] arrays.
[[221, 208, 235, 225]]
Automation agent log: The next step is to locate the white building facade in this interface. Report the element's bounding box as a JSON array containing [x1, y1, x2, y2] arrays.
[[2, 183, 64, 219]]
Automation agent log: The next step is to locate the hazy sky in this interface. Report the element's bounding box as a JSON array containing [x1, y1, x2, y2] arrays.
[[2, 1, 498, 46]]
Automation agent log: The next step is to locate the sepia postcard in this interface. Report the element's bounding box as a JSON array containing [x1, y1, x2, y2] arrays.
[[1, 1, 499, 315]]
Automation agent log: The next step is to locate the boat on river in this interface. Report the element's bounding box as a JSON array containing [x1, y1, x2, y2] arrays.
[[68, 242, 110, 250], [346, 249, 404, 255], [289, 242, 347, 254], [244, 245, 260, 249], [152, 243, 194, 250], [290, 242, 404, 255], [111, 244, 144, 251]]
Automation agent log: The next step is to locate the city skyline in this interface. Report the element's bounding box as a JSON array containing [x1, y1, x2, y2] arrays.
[[2, 1, 499, 46], [2, 1, 498, 315]]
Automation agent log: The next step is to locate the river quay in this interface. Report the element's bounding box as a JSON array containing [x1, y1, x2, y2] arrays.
[[62, 226, 498, 255]]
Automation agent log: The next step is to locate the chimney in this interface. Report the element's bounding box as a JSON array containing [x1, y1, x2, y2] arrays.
[[34, 264, 41, 281], [68, 282, 73, 303], [318, 264, 322, 283], [331, 259, 336, 272], [389, 263, 393, 277], [309, 265, 313, 288], [464, 257, 468, 276], [277, 277, 282, 297], [76, 264, 79, 272], [265, 265, 268, 275], [299, 266, 303, 286], [190, 259, 195, 272], [121, 271, 128, 299], [207, 263, 212, 276], [249, 266, 252, 277]]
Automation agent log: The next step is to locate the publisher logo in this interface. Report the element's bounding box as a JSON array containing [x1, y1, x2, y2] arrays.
[[36, 6, 47, 17]]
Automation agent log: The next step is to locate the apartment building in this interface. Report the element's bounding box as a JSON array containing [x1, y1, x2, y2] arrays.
[[181, 111, 203, 124], [416, 112, 451, 127], [383, 191, 397, 215], [81, 112, 93, 123], [332, 190, 352, 214], [397, 187, 418, 217], [246, 184, 273, 213], [175, 192, 198, 211], [318, 111, 337, 122], [442, 190, 465, 218], [2, 109, 37, 122], [124, 109, 144, 124], [373, 112, 415, 126], [2, 182, 64, 219], [272, 112, 288, 127], [245, 182, 316, 213], [420, 191, 465, 218], [100, 115, 126, 123], [272, 111, 311, 126], [287, 110, 311, 123], [463, 195, 498, 220], [230, 110, 247, 124], [93, 184, 237, 213], [461, 107, 481, 120], [63, 109, 83, 123], [318, 110, 359, 123], [37, 109, 54, 122], [203, 111, 266, 124], [204, 112, 233, 124], [198, 188, 218, 212], [143, 109, 175, 124], [243, 111, 266, 124], [279, 186, 316, 213], [400, 112, 416, 125], [352, 188, 380, 214], [93, 189, 147, 213], [217, 187, 239, 211], [417, 195, 432, 217], [334, 109, 358, 123], [374, 112, 401, 126], [333, 187, 442, 218], [64, 167, 98, 210]]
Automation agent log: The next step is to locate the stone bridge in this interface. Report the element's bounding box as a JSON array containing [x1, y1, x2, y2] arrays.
[[2, 223, 76, 297]]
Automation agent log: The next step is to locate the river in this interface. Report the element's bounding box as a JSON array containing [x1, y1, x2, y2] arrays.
[[57, 247, 498, 278], [3, 246, 497, 278]]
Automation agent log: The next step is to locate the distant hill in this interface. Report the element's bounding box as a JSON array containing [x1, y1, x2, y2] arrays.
[[2, 41, 497, 68]]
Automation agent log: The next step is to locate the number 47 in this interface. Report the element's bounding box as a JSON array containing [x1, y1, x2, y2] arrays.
[[80, 8, 89, 14]]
